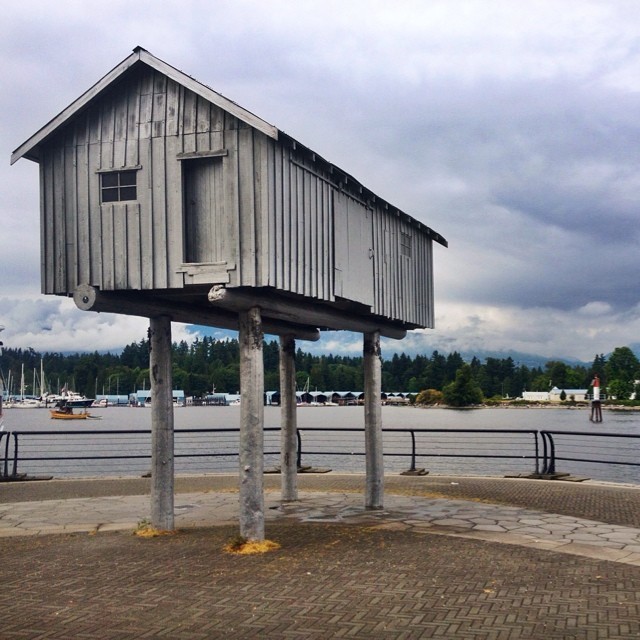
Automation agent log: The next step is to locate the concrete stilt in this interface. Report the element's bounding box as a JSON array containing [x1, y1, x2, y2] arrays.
[[279, 335, 298, 502], [149, 315, 174, 530], [364, 330, 384, 509], [238, 307, 265, 541]]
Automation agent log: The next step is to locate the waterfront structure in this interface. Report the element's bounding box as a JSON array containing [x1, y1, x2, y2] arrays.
[[522, 388, 589, 403], [12, 47, 446, 540], [130, 390, 185, 406]]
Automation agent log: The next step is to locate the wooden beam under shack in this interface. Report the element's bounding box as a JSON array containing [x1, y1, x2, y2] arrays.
[[73, 284, 320, 342], [208, 285, 408, 340]]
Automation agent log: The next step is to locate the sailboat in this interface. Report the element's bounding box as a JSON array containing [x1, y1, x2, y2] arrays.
[[11, 364, 42, 408]]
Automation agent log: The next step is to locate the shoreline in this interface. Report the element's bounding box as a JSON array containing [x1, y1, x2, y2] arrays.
[[414, 403, 640, 411]]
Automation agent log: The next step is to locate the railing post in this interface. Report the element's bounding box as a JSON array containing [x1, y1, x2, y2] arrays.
[[540, 431, 549, 474], [540, 431, 557, 475], [1, 432, 7, 479], [546, 433, 556, 474], [10, 432, 18, 478], [409, 430, 416, 472], [1, 432, 19, 479], [296, 429, 303, 470]]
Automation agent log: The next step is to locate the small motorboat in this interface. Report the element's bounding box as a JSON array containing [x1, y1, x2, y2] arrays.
[[50, 401, 101, 420], [50, 408, 90, 420]]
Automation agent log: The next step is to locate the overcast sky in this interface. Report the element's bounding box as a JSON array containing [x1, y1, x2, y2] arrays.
[[2, 0, 640, 362]]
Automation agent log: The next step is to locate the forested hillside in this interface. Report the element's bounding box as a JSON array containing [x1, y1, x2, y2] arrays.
[[1, 337, 638, 403]]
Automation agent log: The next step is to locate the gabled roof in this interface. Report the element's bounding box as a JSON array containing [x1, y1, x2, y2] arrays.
[[10, 46, 278, 165]]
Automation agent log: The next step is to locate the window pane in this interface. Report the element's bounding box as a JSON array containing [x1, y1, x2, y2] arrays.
[[119, 186, 137, 201], [101, 170, 138, 203], [119, 171, 137, 186], [101, 173, 119, 188], [102, 188, 119, 203]]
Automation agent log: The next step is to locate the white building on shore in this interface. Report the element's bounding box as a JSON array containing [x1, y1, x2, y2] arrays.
[[522, 387, 589, 402]]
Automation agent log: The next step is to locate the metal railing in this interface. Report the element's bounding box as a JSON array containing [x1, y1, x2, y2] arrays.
[[295, 427, 540, 476], [540, 430, 640, 479], [0, 426, 638, 483]]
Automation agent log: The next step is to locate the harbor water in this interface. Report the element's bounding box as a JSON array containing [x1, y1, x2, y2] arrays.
[[2, 405, 640, 484]]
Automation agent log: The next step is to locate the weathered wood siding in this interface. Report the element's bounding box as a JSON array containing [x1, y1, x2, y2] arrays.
[[39, 66, 269, 295], [266, 147, 435, 327], [371, 209, 434, 328], [266, 147, 334, 301], [37, 62, 435, 327]]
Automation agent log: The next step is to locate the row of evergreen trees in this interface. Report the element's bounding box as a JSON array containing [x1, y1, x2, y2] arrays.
[[1, 337, 638, 403]]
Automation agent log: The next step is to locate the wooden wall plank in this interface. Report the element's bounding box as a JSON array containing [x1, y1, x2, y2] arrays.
[[210, 104, 224, 150], [113, 203, 128, 289], [151, 137, 168, 288], [40, 157, 53, 293], [100, 204, 115, 290], [164, 137, 183, 287], [324, 181, 333, 301], [126, 78, 141, 166], [139, 139, 154, 289], [100, 98, 115, 168], [255, 133, 270, 287], [303, 169, 312, 297], [265, 138, 277, 288], [151, 72, 166, 139], [75, 139, 91, 286], [238, 128, 256, 286], [62, 132, 78, 292], [88, 140, 102, 287], [225, 128, 240, 286], [88, 107, 101, 145], [113, 89, 128, 167], [128, 202, 143, 289], [165, 79, 180, 137], [53, 145, 67, 293], [196, 95, 211, 151], [138, 70, 154, 140]]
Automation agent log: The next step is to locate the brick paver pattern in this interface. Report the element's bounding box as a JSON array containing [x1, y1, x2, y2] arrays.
[[1, 522, 639, 639]]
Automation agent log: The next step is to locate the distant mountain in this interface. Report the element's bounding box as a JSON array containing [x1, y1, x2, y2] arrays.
[[454, 349, 590, 369], [59, 325, 638, 368], [186, 325, 593, 368]]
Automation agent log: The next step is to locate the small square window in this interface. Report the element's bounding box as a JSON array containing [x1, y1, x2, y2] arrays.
[[400, 232, 412, 258], [101, 170, 137, 203]]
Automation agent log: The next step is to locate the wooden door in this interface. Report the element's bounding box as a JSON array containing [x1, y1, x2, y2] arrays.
[[183, 157, 224, 263], [333, 191, 374, 307]]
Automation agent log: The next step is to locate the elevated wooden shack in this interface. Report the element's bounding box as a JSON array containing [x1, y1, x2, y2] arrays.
[[12, 47, 447, 540]]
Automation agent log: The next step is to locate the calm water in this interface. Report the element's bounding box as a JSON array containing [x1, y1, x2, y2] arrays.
[[3, 405, 640, 483]]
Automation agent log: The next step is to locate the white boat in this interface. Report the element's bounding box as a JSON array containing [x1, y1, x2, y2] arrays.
[[43, 389, 94, 408], [6, 365, 43, 408], [10, 397, 43, 409]]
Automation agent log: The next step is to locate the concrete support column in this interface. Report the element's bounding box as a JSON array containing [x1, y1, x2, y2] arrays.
[[149, 315, 174, 530], [279, 335, 298, 501], [364, 330, 384, 509], [238, 307, 265, 541]]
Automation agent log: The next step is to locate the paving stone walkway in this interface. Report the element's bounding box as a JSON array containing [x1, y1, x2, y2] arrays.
[[1, 474, 640, 638]]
